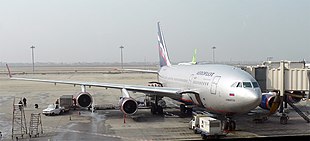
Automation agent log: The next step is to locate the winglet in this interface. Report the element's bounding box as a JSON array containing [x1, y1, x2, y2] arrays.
[[6, 64, 12, 78]]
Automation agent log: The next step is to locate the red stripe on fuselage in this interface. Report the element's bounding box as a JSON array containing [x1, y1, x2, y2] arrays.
[[206, 107, 236, 115], [179, 99, 236, 115], [180, 98, 193, 103]]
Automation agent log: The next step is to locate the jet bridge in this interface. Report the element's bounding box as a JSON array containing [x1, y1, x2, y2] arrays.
[[243, 60, 310, 123], [244, 60, 309, 93]]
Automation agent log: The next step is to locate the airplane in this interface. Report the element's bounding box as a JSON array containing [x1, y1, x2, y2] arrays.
[[6, 22, 263, 131]]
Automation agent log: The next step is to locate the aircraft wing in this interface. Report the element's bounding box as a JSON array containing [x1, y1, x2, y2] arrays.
[[6, 64, 193, 100], [9, 76, 183, 98]]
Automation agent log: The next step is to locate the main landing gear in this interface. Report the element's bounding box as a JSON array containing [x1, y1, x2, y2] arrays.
[[180, 104, 193, 116], [223, 117, 236, 131], [150, 96, 165, 115], [151, 103, 163, 115], [147, 82, 165, 115]]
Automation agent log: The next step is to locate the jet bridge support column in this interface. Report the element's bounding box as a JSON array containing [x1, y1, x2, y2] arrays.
[[307, 71, 310, 106], [279, 61, 286, 114], [278, 61, 290, 124]]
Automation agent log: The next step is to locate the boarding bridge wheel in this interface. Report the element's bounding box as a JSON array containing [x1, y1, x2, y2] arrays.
[[280, 113, 289, 124]]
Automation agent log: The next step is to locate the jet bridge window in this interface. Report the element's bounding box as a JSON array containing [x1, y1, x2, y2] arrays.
[[243, 82, 252, 88]]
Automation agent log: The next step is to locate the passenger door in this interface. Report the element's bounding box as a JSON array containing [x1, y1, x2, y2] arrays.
[[211, 76, 221, 94]]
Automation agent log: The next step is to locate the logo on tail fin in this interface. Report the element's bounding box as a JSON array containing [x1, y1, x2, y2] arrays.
[[157, 22, 171, 67]]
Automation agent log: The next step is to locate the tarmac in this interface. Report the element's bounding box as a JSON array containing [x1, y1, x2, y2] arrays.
[[0, 66, 309, 141]]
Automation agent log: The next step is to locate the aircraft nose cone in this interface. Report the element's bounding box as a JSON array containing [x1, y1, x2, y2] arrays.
[[248, 90, 262, 107], [239, 89, 262, 112]]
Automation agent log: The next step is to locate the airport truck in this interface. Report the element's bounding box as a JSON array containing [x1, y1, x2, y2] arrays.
[[189, 115, 225, 139], [42, 104, 65, 116], [59, 95, 73, 112]]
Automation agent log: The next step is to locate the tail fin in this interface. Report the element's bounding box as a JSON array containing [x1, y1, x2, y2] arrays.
[[6, 64, 12, 78], [157, 22, 172, 67]]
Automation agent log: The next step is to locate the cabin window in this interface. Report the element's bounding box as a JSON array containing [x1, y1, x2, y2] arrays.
[[243, 82, 252, 88], [252, 82, 259, 88]]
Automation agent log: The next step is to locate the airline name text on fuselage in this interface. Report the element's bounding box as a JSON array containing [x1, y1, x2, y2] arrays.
[[196, 71, 215, 77]]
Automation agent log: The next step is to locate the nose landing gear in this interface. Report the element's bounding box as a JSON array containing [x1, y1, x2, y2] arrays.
[[223, 117, 236, 131]]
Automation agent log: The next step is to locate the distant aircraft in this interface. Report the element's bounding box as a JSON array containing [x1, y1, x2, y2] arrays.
[[178, 48, 197, 65], [6, 22, 262, 130]]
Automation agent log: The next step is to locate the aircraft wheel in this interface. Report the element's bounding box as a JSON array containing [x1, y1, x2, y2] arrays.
[[180, 104, 186, 114], [229, 121, 236, 131], [194, 129, 198, 134], [280, 116, 288, 124], [151, 103, 163, 115], [223, 119, 236, 131], [151, 103, 156, 115], [157, 106, 163, 115], [223, 121, 229, 130], [186, 108, 193, 115], [280, 114, 289, 124], [201, 134, 208, 140]]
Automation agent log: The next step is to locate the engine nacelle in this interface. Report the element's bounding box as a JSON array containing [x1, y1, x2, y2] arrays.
[[76, 92, 93, 108], [259, 93, 275, 110], [119, 97, 138, 115]]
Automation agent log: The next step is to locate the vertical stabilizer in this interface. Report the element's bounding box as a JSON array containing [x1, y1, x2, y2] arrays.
[[191, 48, 197, 64], [157, 22, 172, 67]]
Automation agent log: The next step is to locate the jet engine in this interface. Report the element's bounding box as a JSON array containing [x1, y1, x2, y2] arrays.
[[260, 91, 304, 110], [119, 97, 138, 115], [75, 92, 93, 108], [259, 93, 275, 110]]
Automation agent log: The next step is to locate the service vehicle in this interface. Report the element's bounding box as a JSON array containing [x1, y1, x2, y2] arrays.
[[42, 104, 64, 116], [189, 115, 225, 139], [59, 95, 73, 112]]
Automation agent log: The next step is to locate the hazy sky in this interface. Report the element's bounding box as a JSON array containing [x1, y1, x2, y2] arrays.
[[0, 0, 309, 63]]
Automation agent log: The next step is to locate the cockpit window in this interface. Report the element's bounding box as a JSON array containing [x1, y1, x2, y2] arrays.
[[236, 82, 242, 88], [233, 81, 256, 88], [231, 82, 238, 87], [252, 82, 259, 88], [243, 82, 252, 88]]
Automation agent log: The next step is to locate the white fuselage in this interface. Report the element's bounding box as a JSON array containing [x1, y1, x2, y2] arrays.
[[158, 64, 262, 116]]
